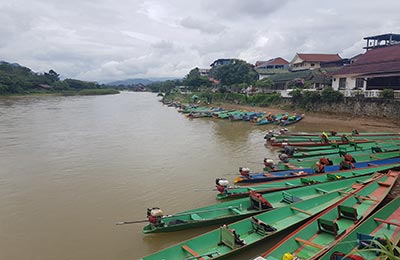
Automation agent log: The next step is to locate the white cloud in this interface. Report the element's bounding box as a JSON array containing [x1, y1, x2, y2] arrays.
[[0, 0, 400, 81]]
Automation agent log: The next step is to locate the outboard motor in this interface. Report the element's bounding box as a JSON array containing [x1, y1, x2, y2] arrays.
[[239, 167, 250, 178], [215, 178, 230, 193], [147, 207, 164, 226]]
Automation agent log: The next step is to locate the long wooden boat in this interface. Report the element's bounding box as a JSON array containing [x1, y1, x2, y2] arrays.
[[274, 133, 400, 142], [272, 137, 400, 146], [278, 114, 304, 126], [140, 175, 392, 260], [256, 114, 287, 125], [243, 112, 265, 121], [269, 139, 375, 147], [256, 171, 399, 260], [234, 157, 400, 184], [141, 176, 372, 234], [187, 107, 224, 118], [284, 131, 400, 137], [291, 141, 400, 158], [270, 149, 400, 171], [216, 163, 400, 199], [319, 196, 400, 260]]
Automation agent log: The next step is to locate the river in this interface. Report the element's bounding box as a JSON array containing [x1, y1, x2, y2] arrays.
[[0, 92, 398, 260], [0, 92, 276, 260]]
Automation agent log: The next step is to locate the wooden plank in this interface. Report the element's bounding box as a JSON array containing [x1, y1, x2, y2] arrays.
[[182, 244, 204, 260], [295, 237, 324, 249], [290, 206, 313, 216], [374, 218, 400, 227], [355, 195, 379, 202]]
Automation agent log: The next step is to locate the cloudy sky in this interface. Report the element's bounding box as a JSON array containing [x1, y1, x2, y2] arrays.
[[1, 0, 400, 82]]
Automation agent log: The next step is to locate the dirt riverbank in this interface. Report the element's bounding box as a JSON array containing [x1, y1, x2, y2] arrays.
[[213, 102, 400, 133]]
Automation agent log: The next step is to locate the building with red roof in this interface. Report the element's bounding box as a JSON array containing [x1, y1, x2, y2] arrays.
[[290, 53, 343, 71], [255, 57, 289, 79]]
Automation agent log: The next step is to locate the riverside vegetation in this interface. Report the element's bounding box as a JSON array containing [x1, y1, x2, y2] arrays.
[[0, 61, 118, 96]]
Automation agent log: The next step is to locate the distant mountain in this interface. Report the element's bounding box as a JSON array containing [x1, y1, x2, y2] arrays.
[[105, 77, 181, 86], [0, 60, 23, 67]]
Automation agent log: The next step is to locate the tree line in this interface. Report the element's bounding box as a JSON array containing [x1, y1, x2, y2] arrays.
[[0, 61, 116, 95]]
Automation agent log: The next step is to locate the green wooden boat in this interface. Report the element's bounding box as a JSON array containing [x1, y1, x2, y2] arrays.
[[290, 141, 400, 158], [216, 163, 400, 200], [141, 176, 373, 233], [273, 134, 400, 143], [211, 110, 236, 119], [272, 150, 400, 171], [218, 110, 243, 119], [319, 196, 400, 260], [139, 176, 390, 260], [255, 150, 400, 173], [257, 171, 399, 260], [280, 131, 400, 137], [268, 133, 400, 147]]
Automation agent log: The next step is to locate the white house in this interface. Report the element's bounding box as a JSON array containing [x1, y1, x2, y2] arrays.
[[290, 53, 342, 71], [331, 38, 400, 98]]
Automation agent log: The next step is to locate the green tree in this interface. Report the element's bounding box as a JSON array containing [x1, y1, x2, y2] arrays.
[[44, 69, 60, 82], [210, 60, 258, 86], [183, 68, 211, 90], [255, 77, 274, 88]]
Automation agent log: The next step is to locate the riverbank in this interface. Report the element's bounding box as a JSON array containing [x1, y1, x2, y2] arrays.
[[0, 88, 120, 97], [192, 101, 400, 133]]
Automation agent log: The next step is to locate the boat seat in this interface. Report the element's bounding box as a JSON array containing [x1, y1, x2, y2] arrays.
[[190, 214, 203, 221], [338, 205, 358, 221], [250, 217, 277, 235], [357, 233, 386, 255], [218, 226, 244, 249], [281, 191, 302, 204], [317, 218, 345, 238]]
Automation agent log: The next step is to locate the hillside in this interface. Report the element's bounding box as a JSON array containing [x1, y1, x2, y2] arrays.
[[0, 61, 108, 95]]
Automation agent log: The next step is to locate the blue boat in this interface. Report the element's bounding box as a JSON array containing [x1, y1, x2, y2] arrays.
[[278, 114, 304, 126]]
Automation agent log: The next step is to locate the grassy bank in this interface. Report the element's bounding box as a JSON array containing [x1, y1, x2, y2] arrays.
[[61, 89, 120, 96]]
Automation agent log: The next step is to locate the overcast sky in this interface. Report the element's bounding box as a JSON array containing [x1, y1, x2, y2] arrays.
[[1, 0, 400, 82]]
